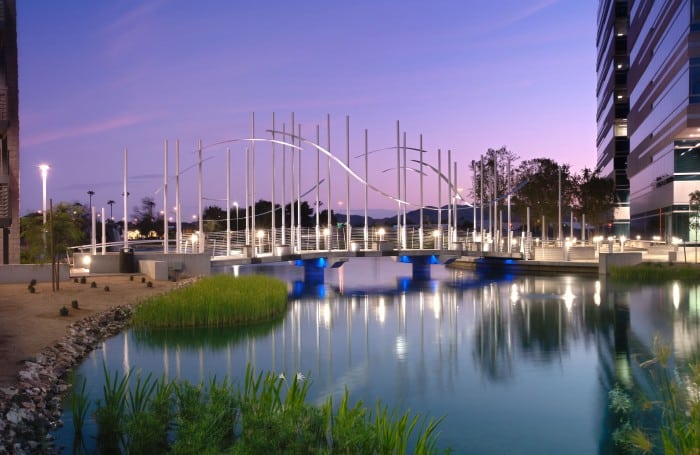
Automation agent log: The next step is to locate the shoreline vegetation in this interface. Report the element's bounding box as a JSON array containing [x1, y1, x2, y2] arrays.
[[131, 275, 288, 328], [609, 262, 700, 282], [71, 365, 444, 454], [70, 274, 446, 453]]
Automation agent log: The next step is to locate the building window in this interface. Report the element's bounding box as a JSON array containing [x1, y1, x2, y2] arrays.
[[691, 59, 700, 103]]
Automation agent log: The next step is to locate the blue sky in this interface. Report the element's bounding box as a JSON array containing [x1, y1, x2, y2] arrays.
[[18, 0, 597, 218]]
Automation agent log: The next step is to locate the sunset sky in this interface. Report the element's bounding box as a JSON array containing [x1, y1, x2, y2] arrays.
[[18, 0, 597, 218]]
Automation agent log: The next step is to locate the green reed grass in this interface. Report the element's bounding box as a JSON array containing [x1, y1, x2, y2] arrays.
[[78, 364, 446, 454], [131, 275, 288, 328], [609, 262, 700, 282]]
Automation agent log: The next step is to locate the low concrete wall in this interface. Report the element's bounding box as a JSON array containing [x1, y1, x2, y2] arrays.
[[598, 252, 643, 275], [0, 264, 70, 284], [138, 260, 169, 281], [136, 253, 210, 278], [84, 253, 121, 274]]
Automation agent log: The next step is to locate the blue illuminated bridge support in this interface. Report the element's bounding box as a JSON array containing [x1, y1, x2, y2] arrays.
[[295, 257, 349, 285], [398, 254, 444, 281]]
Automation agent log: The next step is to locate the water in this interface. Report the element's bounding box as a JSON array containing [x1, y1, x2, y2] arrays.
[[52, 258, 700, 453]]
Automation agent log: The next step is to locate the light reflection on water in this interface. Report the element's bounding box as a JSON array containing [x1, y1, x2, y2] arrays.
[[53, 258, 700, 454]]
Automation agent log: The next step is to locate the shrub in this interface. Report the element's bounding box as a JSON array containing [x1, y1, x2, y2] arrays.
[[59, 306, 69, 316], [141, 277, 146, 284], [129, 275, 134, 281], [73, 278, 79, 283], [28, 285, 35, 294], [71, 300, 79, 309], [146, 281, 153, 288], [80, 276, 87, 284], [104, 286, 110, 292], [29, 279, 37, 287], [91, 281, 97, 288]]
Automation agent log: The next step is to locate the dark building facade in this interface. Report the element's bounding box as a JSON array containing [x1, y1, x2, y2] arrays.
[[596, 0, 631, 237], [0, 0, 18, 264], [598, 0, 700, 242]]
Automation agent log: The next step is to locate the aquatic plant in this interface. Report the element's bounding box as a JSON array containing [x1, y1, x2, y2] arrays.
[[131, 275, 288, 328], [609, 263, 700, 282], [611, 336, 700, 453]]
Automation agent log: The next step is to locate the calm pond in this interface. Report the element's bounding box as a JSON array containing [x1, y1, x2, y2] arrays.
[[53, 257, 700, 453]]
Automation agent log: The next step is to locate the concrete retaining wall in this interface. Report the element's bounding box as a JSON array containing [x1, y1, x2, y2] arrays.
[[598, 252, 643, 275], [0, 264, 70, 284]]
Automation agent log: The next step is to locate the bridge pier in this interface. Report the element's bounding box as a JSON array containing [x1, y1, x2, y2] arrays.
[[295, 257, 348, 285], [397, 254, 441, 281]]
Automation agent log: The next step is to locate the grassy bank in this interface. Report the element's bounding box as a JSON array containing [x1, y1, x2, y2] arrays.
[[71, 365, 445, 454], [609, 262, 700, 282], [131, 275, 288, 328]]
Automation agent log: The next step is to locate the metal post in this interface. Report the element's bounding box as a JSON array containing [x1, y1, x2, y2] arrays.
[[346, 115, 351, 250], [123, 148, 128, 251], [271, 112, 276, 253], [480, 156, 484, 250], [297, 124, 302, 250], [507, 158, 511, 253], [226, 147, 231, 256], [290, 113, 295, 251], [91, 206, 96, 255], [493, 154, 498, 251], [419, 134, 424, 249], [197, 139, 203, 253], [251, 113, 256, 255], [582, 213, 586, 243], [101, 207, 106, 255], [472, 161, 476, 243], [163, 140, 168, 254], [364, 128, 369, 250], [396, 120, 400, 249], [453, 160, 458, 244], [176, 140, 181, 253], [402, 131, 407, 249], [282, 123, 286, 245], [558, 165, 562, 242], [327, 114, 332, 247], [570, 211, 574, 240], [315, 124, 320, 250], [438, 148, 442, 248]]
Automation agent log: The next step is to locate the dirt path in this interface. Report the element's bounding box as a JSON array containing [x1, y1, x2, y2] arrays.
[[0, 275, 177, 386]]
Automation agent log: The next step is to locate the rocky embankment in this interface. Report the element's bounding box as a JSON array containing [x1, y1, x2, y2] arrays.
[[0, 304, 133, 454]]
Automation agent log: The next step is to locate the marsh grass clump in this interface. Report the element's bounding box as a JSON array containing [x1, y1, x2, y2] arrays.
[[132, 275, 288, 328], [28, 285, 35, 294], [610, 336, 700, 453], [146, 281, 153, 288], [29, 279, 37, 287], [75, 364, 445, 454], [141, 277, 146, 284], [73, 277, 79, 283], [91, 281, 97, 288], [610, 263, 700, 282], [80, 276, 87, 284], [104, 286, 110, 292], [129, 275, 134, 281], [71, 299, 79, 309], [59, 306, 69, 316]]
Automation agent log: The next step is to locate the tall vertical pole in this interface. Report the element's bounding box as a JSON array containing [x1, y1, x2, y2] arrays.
[[582, 214, 586, 243], [315, 124, 320, 250], [438, 148, 442, 248], [447, 150, 452, 246], [364, 128, 368, 250], [558, 165, 562, 242], [91, 206, 96, 255], [480, 155, 484, 249], [493, 154, 498, 251], [271, 112, 276, 253], [226, 147, 231, 255], [453, 160, 458, 244], [290, 113, 296, 251], [175, 140, 181, 253], [419, 134, 424, 249], [472, 161, 477, 242], [282, 123, 287, 245], [101, 207, 106, 255], [402, 131, 407, 249], [507, 158, 511, 253], [570, 211, 574, 239], [346, 115, 351, 250], [245, 147, 250, 246], [163, 140, 168, 254], [251, 113, 256, 254], [123, 148, 128, 251], [197, 139, 203, 253], [326, 114, 332, 247], [297, 124, 302, 250], [396, 120, 400, 249]]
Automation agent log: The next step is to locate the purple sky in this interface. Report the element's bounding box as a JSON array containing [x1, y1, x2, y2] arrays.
[[18, 0, 596, 219]]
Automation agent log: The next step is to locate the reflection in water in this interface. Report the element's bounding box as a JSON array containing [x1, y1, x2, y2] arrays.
[[53, 259, 700, 454]]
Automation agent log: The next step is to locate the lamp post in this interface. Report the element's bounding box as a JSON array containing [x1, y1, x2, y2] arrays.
[[87, 190, 95, 216], [233, 201, 239, 232], [107, 200, 115, 220]]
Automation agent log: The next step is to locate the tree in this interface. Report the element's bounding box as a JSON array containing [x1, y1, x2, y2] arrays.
[[202, 205, 226, 232], [20, 202, 88, 263], [470, 146, 520, 206], [132, 196, 160, 238], [511, 158, 574, 236], [573, 168, 616, 234]]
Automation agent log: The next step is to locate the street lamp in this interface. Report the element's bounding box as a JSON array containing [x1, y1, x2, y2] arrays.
[[87, 190, 95, 216], [233, 201, 239, 231]]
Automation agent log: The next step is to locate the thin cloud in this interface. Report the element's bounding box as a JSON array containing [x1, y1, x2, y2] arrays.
[[104, 0, 166, 33], [23, 114, 154, 147]]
